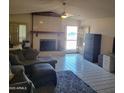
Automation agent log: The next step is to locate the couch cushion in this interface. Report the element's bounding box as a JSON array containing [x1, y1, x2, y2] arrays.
[[10, 49, 25, 61], [31, 64, 54, 77]]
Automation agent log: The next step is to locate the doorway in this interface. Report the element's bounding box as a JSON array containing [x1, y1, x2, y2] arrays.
[[66, 26, 78, 53]]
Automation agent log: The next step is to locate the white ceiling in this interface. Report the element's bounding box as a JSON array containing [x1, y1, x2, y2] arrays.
[[10, 0, 115, 19]]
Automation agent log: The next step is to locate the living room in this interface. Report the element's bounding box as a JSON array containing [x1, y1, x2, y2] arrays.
[[9, 0, 115, 93]]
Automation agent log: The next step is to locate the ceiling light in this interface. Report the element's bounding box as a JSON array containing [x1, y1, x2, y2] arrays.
[[61, 15, 68, 19], [61, 12, 68, 19]]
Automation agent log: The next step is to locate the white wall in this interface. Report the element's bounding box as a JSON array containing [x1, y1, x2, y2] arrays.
[[79, 17, 115, 54], [82, 17, 115, 37]]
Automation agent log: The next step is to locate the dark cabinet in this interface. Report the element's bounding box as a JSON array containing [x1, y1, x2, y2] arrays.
[[84, 33, 101, 63]]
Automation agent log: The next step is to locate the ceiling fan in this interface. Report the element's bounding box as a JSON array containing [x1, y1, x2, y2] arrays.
[[60, 1, 73, 19], [32, 0, 73, 19]]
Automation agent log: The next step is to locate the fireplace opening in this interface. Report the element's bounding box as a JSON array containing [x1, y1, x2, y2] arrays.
[[40, 39, 57, 51]]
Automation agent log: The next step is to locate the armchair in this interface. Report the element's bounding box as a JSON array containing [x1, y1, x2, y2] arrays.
[[9, 65, 34, 93]]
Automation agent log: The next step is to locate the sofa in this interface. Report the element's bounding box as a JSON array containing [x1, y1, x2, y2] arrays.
[[9, 48, 57, 91]]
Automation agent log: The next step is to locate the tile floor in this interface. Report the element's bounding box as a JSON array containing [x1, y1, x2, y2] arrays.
[[53, 54, 115, 93]]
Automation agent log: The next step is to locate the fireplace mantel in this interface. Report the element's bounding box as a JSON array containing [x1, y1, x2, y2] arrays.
[[31, 31, 64, 34]]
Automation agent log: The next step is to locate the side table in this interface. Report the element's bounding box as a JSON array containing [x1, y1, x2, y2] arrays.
[[103, 53, 115, 73]]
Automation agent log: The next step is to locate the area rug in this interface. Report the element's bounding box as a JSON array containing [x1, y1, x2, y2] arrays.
[[55, 70, 97, 93]]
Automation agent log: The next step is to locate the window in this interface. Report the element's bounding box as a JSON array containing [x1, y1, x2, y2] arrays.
[[19, 24, 26, 42], [66, 26, 78, 50]]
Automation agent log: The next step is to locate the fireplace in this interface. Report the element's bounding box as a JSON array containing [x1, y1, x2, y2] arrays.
[[40, 39, 57, 51]]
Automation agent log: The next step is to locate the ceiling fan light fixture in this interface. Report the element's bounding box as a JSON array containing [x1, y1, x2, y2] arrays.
[[61, 12, 68, 19], [61, 15, 68, 19]]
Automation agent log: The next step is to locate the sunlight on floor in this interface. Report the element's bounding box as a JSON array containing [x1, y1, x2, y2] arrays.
[[55, 54, 115, 93]]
